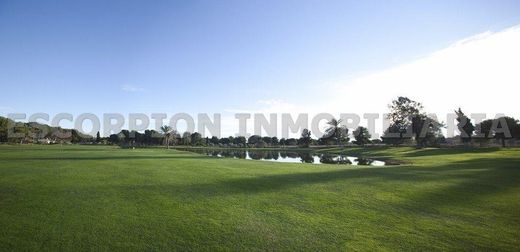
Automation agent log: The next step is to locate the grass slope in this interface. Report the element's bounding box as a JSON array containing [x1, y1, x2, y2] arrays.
[[0, 145, 519, 251]]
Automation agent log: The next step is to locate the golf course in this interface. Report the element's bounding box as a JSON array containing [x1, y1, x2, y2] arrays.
[[0, 145, 518, 251]]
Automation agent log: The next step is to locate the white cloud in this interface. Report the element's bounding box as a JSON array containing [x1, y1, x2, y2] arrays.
[[221, 25, 520, 137], [336, 25, 520, 116], [121, 85, 145, 92]]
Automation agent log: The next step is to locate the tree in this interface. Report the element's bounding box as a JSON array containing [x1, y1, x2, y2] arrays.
[[248, 135, 262, 146], [261, 136, 272, 146], [182, 131, 191, 145], [381, 124, 409, 146], [387, 97, 423, 131], [219, 137, 230, 145], [299, 128, 312, 148], [144, 129, 162, 145], [475, 119, 493, 146], [383, 96, 444, 147], [475, 117, 519, 147], [285, 138, 298, 146], [411, 114, 444, 148], [233, 136, 247, 147], [228, 136, 235, 145], [190, 132, 202, 146], [513, 122, 520, 140], [455, 108, 475, 144], [108, 134, 119, 144], [352, 126, 371, 146], [383, 97, 423, 146], [255, 140, 267, 148], [0, 117, 8, 142], [160, 125, 173, 149], [96, 131, 101, 143], [493, 117, 518, 147], [324, 118, 349, 146], [210, 136, 219, 145]]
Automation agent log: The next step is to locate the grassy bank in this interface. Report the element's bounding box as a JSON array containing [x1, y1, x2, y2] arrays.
[[0, 145, 519, 250]]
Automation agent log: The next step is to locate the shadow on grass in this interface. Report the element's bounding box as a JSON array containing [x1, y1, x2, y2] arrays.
[[393, 157, 520, 211], [1, 155, 213, 161], [124, 156, 520, 211], [312, 146, 408, 162], [0, 146, 121, 151], [402, 147, 501, 157]]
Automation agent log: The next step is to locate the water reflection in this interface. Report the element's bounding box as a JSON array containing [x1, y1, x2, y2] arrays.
[[319, 154, 353, 164], [181, 149, 386, 166]]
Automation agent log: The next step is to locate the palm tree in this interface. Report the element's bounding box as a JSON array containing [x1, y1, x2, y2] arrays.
[[160, 125, 172, 149], [325, 118, 346, 146]]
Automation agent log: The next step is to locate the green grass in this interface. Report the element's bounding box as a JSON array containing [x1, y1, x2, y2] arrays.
[[0, 145, 519, 251]]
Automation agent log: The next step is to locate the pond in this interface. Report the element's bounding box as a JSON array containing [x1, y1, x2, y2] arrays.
[[181, 148, 387, 166]]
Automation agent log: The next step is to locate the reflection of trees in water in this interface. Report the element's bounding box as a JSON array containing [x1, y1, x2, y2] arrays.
[[319, 154, 352, 164], [264, 151, 275, 160], [223, 151, 235, 158], [337, 156, 352, 164], [246, 151, 280, 160], [234, 150, 247, 159], [355, 157, 374, 165], [186, 149, 379, 166], [278, 151, 310, 162], [319, 154, 335, 164], [248, 151, 266, 160], [285, 152, 299, 158], [195, 149, 247, 159], [299, 152, 314, 163]]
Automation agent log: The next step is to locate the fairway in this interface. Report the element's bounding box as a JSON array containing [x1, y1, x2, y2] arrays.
[[0, 145, 519, 251]]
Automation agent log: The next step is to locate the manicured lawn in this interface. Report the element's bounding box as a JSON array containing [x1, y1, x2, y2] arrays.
[[0, 145, 519, 251]]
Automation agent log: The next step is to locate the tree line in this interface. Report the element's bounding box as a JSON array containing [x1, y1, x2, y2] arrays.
[[1, 96, 519, 147], [380, 97, 520, 147], [0, 117, 92, 144]]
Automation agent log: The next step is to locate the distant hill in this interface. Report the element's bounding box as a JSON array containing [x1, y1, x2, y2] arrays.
[[0, 116, 92, 144]]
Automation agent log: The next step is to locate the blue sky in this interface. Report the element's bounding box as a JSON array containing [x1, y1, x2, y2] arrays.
[[1, 0, 520, 135]]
